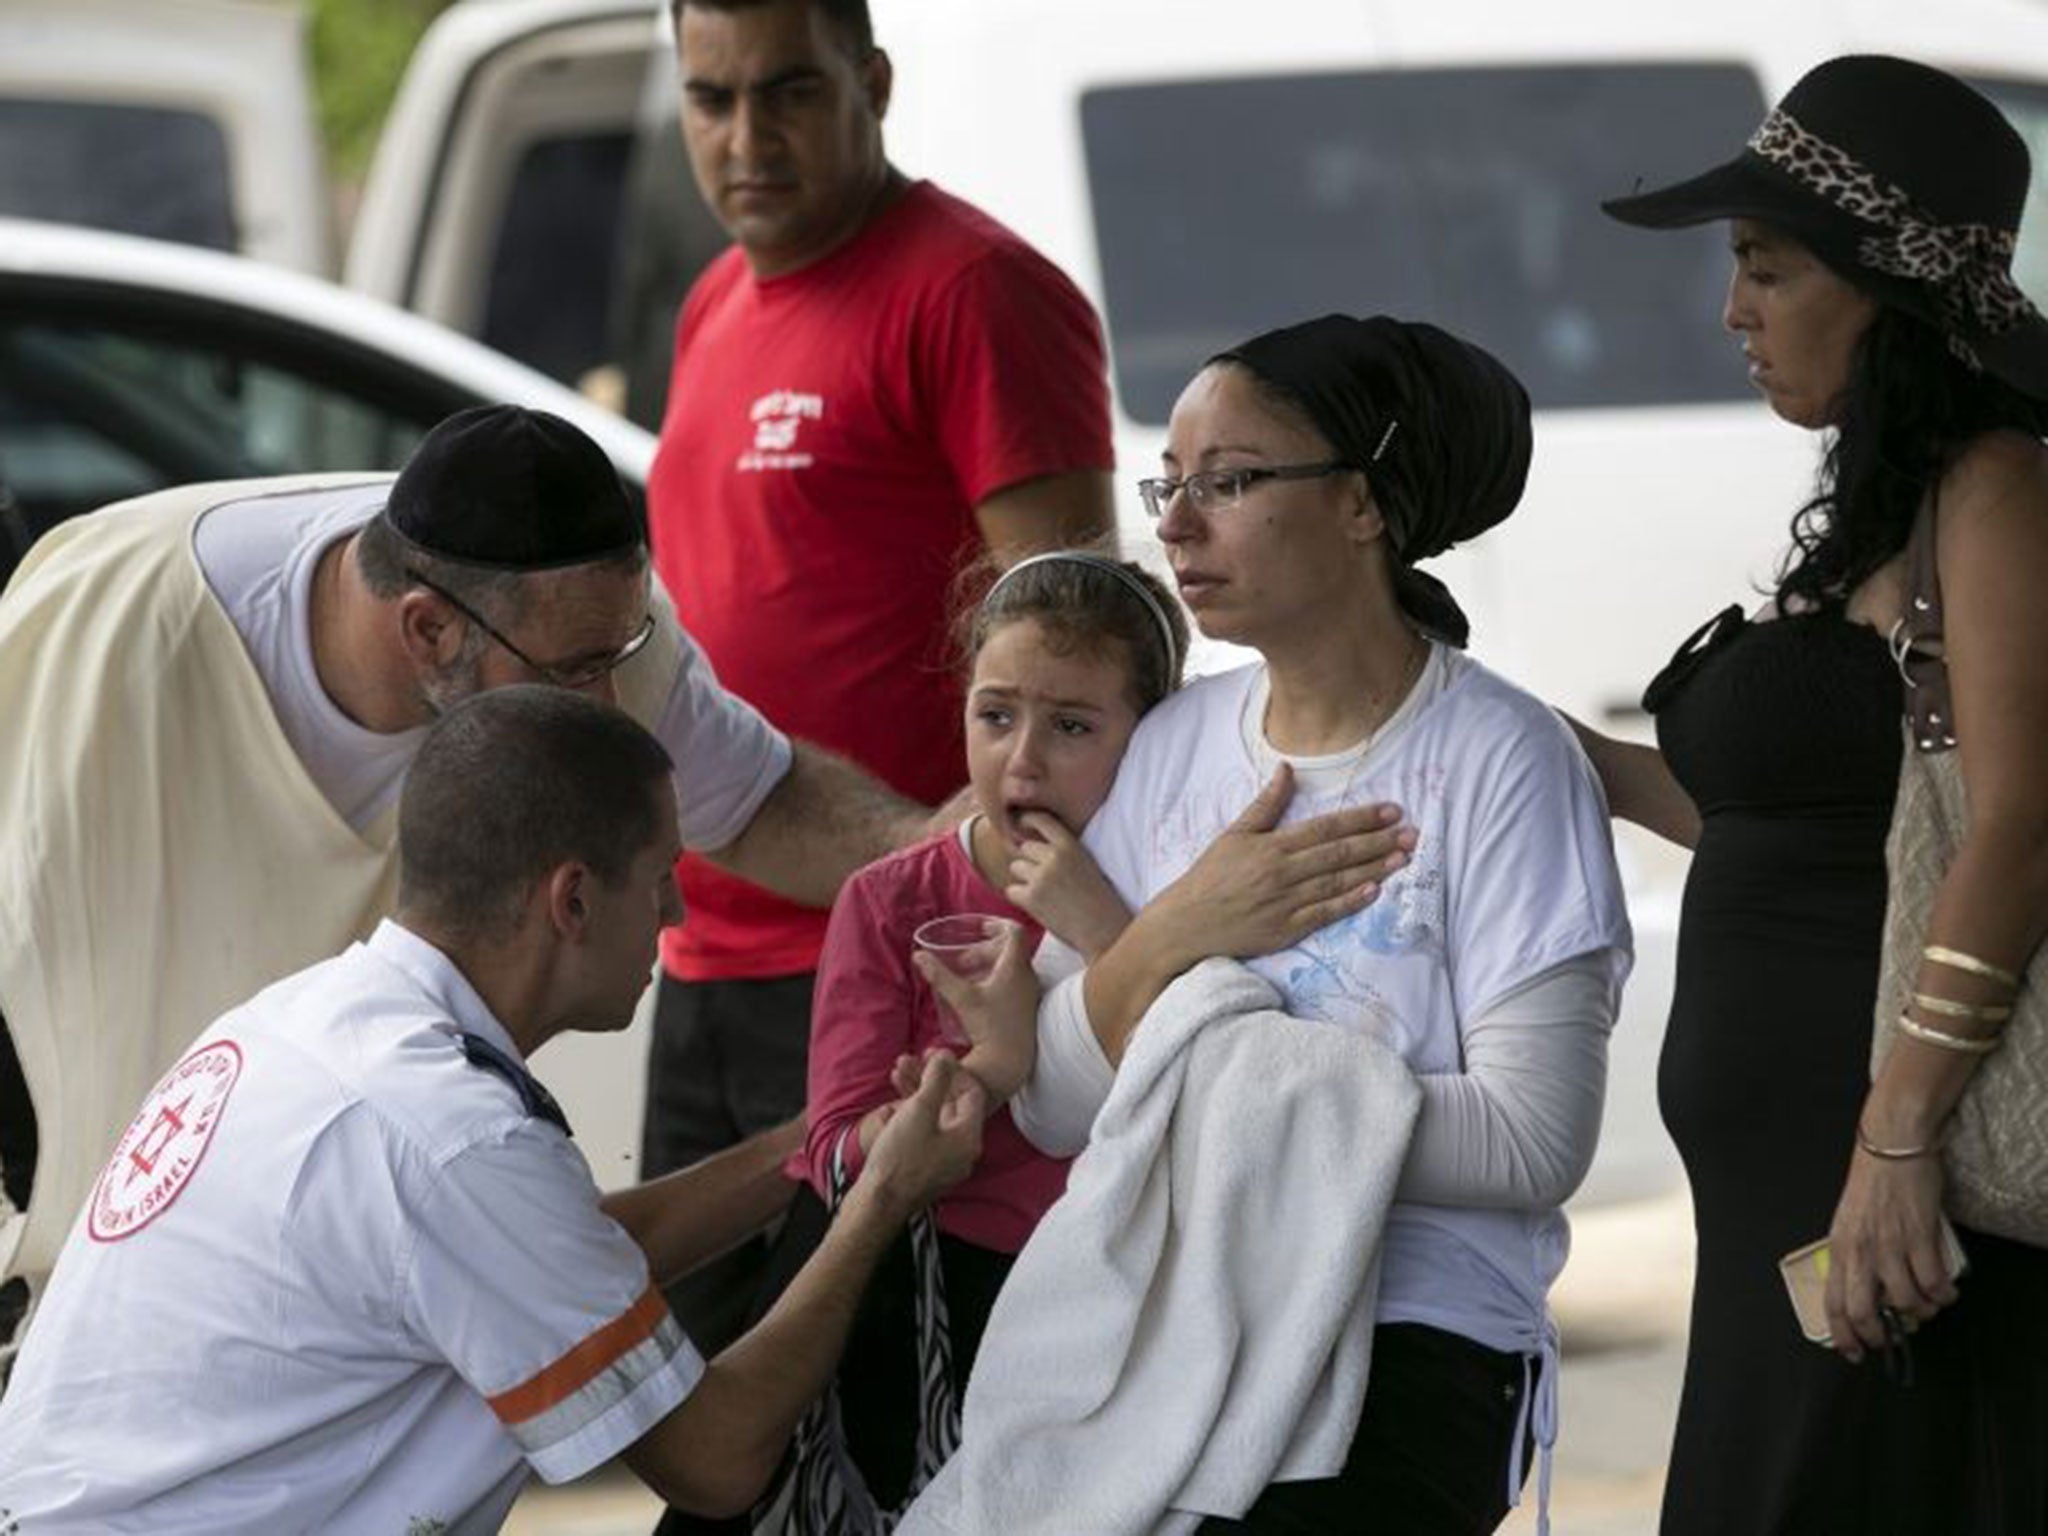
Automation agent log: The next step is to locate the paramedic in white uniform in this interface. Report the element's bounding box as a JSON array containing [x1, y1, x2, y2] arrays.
[[0, 686, 985, 1531]]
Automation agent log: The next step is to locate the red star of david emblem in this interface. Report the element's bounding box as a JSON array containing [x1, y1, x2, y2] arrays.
[[125, 1091, 194, 1185]]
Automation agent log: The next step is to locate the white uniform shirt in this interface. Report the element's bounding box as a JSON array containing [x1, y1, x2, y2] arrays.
[[1016, 649, 1632, 1358], [194, 480, 791, 841], [0, 922, 703, 1533]]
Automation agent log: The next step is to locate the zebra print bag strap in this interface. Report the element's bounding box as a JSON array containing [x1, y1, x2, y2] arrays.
[[827, 1124, 855, 1208], [841, 1127, 963, 1525], [753, 1127, 964, 1534], [903, 1196, 963, 1488], [751, 1129, 878, 1535]]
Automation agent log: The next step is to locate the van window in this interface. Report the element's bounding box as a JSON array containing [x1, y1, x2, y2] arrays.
[[1962, 77, 2048, 306], [480, 132, 634, 386], [0, 100, 236, 251], [1081, 64, 1768, 421]]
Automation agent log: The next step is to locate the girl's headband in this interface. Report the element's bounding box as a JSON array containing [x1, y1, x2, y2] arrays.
[[982, 551, 1180, 676]]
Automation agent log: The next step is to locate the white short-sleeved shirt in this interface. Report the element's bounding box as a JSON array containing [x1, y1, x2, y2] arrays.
[[193, 481, 791, 841], [0, 922, 703, 1533], [1020, 649, 1632, 1355]]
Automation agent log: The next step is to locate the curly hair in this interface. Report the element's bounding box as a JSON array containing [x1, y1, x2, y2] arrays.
[[1777, 306, 2048, 609]]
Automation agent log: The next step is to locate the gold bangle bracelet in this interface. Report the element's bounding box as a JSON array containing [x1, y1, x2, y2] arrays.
[[1923, 945, 2023, 989], [1898, 1012, 2003, 1055], [1910, 991, 2014, 1023], [1856, 1121, 1945, 1160]]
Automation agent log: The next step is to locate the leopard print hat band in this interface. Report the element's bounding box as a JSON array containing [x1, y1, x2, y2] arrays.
[[1748, 108, 2036, 368], [1602, 55, 2048, 396]]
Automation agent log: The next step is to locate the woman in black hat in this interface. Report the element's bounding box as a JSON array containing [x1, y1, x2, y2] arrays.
[[1009, 314, 1632, 1534], [1583, 53, 2048, 1532]]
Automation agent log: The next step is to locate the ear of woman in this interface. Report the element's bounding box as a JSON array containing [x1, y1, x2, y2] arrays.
[[1345, 472, 1387, 543]]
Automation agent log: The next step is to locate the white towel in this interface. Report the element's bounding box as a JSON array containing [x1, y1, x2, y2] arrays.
[[900, 958, 1421, 1536]]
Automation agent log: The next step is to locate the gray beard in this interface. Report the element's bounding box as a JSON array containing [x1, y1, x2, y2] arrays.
[[419, 647, 487, 717]]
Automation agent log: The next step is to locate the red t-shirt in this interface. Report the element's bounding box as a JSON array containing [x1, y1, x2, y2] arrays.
[[648, 181, 1115, 980], [797, 828, 1068, 1253]]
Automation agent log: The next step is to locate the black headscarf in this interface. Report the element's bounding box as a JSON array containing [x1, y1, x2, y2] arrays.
[[1214, 314, 1532, 647]]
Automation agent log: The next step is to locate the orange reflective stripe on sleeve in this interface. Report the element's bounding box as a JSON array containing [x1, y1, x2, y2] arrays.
[[486, 1284, 670, 1427]]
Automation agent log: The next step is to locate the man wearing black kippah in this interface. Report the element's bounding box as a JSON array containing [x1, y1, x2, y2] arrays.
[[0, 403, 941, 1345]]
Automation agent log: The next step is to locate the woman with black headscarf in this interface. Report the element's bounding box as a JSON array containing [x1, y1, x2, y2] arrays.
[[1004, 314, 1633, 1534]]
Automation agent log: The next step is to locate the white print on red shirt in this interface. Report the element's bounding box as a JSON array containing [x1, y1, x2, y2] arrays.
[[737, 389, 824, 473], [87, 1039, 243, 1242]]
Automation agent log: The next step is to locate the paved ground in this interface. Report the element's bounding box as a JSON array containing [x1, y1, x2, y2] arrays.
[[508, 1191, 1696, 1536]]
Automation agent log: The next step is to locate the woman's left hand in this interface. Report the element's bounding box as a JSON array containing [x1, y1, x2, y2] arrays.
[[1822, 1148, 1960, 1362]]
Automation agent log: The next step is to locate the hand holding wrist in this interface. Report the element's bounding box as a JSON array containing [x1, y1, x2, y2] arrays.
[[853, 1054, 985, 1223], [962, 1040, 1032, 1101], [841, 1158, 917, 1230]]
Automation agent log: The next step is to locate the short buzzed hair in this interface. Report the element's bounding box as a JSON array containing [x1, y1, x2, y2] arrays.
[[398, 687, 675, 939], [674, 0, 875, 56]]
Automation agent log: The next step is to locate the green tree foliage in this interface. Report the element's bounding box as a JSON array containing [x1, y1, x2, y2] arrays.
[[308, 0, 458, 184]]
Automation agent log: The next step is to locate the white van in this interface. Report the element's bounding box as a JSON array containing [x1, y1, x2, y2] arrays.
[[343, 0, 693, 392], [0, 0, 329, 272], [352, 0, 2048, 733], [344, 0, 2048, 1203]]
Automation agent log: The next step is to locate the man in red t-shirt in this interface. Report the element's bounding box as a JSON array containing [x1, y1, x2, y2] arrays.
[[645, 0, 1115, 1362]]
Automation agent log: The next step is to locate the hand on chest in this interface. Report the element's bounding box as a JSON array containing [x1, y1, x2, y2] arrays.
[[1152, 765, 1456, 1061]]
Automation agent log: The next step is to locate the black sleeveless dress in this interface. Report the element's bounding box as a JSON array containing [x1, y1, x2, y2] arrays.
[[1649, 606, 2048, 1536]]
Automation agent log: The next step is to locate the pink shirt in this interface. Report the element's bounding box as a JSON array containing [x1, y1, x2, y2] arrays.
[[799, 829, 1069, 1253]]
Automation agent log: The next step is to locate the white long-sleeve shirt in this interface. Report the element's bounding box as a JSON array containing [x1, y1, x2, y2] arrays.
[[1013, 646, 1633, 1361]]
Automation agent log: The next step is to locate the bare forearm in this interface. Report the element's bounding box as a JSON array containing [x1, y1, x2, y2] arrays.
[[706, 742, 932, 906], [974, 469, 1117, 559], [710, 1183, 900, 1421], [1563, 715, 1699, 848], [1865, 822, 2048, 1141], [602, 1120, 804, 1287], [1614, 739, 1700, 847], [1079, 907, 1200, 1066], [635, 1183, 906, 1514]]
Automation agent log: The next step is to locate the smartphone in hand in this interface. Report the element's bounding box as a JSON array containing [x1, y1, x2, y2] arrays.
[[1779, 1219, 1969, 1346]]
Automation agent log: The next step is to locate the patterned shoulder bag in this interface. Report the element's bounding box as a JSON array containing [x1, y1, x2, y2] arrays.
[[1870, 489, 2048, 1246]]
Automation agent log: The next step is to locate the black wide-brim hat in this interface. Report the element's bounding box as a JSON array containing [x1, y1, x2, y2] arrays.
[[1603, 54, 2048, 400]]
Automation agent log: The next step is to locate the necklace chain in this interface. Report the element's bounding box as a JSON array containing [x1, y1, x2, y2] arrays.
[[1255, 633, 1430, 803]]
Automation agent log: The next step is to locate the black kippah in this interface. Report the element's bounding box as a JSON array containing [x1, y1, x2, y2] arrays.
[[381, 404, 644, 571]]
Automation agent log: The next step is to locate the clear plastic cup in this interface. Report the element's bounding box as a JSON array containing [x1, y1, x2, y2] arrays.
[[912, 914, 1020, 1044]]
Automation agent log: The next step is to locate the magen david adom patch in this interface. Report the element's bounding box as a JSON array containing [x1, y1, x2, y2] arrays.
[[88, 1040, 243, 1243]]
